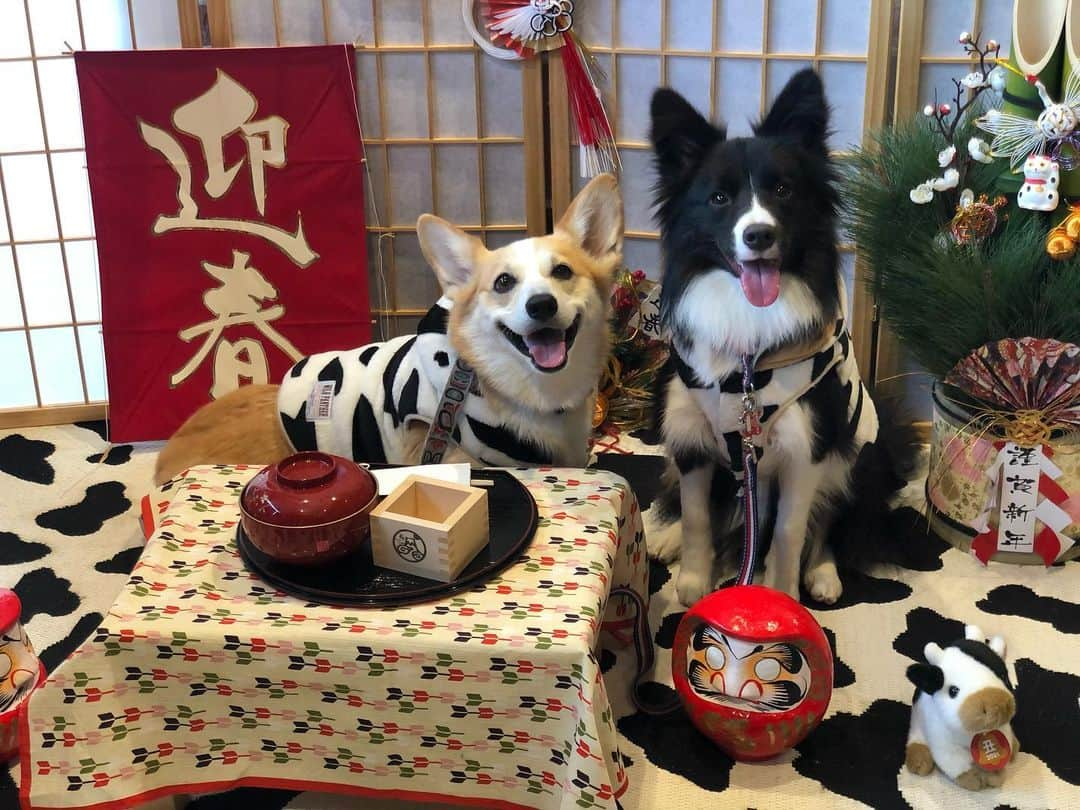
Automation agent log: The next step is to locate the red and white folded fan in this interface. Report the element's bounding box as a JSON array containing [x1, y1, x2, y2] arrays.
[[462, 0, 619, 176]]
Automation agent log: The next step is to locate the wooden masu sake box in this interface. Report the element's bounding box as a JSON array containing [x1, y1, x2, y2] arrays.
[[370, 475, 490, 582]]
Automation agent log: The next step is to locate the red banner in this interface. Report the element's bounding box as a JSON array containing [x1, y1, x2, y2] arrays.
[[75, 45, 370, 441]]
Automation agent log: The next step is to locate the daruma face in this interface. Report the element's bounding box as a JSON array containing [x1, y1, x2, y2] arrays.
[[672, 585, 833, 761]]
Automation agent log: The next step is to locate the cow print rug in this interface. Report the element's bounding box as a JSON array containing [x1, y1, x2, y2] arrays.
[[2, 424, 1078, 810]]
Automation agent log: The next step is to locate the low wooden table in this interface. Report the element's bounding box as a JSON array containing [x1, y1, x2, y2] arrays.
[[19, 465, 647, 810]]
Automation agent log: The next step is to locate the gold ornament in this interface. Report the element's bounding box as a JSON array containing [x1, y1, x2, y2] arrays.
[[1047, 227, 1076, 260], [950, 192, 1007, 245], [592, 391, 609, 429], [1046, 203, 1080, 260]]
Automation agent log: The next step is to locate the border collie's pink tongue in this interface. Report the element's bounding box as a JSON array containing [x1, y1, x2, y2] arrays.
[[738, 260, 781, 307], [524, 328, 567, 369]]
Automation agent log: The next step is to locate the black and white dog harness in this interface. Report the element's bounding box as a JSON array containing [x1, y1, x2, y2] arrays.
[[276, 300, 555, 467], [672, 315, 865, 476]]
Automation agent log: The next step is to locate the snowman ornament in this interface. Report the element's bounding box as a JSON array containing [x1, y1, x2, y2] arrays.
[[1017, 154, 1060, 211]]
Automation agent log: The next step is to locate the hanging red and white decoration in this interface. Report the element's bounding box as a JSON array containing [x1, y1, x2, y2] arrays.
[[970, 442, 1075, 566], [945, 337, 1080, 565], [463, 0, 620, 176]]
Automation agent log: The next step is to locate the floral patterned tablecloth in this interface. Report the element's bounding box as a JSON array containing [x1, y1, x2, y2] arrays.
[[19, 465, 647, 810]]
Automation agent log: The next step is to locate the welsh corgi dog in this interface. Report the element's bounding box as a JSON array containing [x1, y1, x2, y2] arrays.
[[154, 174, 623, 484]]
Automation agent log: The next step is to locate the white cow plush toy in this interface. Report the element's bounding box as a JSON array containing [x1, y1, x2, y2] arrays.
[[905, 625, 1017, 791]]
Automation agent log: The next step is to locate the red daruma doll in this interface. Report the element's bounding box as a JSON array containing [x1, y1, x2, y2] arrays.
[[672, 585, 833, 760], [0, 588, 45, 761]]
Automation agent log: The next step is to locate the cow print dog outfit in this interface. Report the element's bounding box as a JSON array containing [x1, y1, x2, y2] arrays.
[[664, 306, 861, 479], [277, 299, 557, 467]]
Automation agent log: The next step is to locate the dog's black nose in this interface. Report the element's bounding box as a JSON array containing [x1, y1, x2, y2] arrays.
[[525, 293, 558, 321], [742, 224, 776, 251]]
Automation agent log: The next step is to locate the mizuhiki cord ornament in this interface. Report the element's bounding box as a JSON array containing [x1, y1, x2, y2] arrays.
[[977, 61, 1080, 175], [462, 0, 620, 176], [950, 188, 1008, 245]]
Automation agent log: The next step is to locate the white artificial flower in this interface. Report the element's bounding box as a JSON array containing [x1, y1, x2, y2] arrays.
[[961, 71, 987, 89], [932, 168, 960, 191], [923, 104, 935, 117], [989, 66, 1007, 96], [909, 181, 935, 204], [968, 137, 994, 163], [938, 145, 957, 167], [959, 188, 975, 208]]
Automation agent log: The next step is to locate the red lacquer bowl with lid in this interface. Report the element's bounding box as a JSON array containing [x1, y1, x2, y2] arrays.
[[240, 452, 379, 566]]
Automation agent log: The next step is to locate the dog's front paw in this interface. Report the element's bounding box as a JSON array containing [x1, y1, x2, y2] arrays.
[[644, 512, 682, 563], [762, 566, 800, 601], [803, 564, 843, 605], [676, 567, 712, 606]]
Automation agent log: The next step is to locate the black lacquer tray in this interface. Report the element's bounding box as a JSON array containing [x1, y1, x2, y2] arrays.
[[236, 466, 538, 607]]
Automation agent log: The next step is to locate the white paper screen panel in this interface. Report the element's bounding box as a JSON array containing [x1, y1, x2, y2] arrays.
[[570, 0, 875, 310], [915, 0, 1012, 111], [229, 0, 534, 340], [0, 0, 181, 411]]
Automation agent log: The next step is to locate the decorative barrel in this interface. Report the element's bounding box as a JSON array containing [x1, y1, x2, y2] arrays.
[[0, 589, 46, 761], [928, 381, 1080, 564], [671, 586, 833, 761]]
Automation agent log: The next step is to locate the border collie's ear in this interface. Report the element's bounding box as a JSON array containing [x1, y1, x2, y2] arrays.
[[650, 88, 724, 183], [417, 214, 487, 297], [754, 68, 829, 151], [906, 663, 945, 694], [556, 173, 623, 263]]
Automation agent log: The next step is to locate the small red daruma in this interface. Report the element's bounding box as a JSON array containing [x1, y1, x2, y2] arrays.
[[672, 585, 833, 761], [1, 589, 46, 762]]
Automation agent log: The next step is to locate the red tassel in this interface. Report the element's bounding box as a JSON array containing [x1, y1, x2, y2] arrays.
[[1033, 525, 1067, 567], [560, 33, 619, 176], [1038, 471, 1070, 505], [971, 528, 998, 565]]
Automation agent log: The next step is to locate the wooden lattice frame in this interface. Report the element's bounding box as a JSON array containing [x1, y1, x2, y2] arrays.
[[0, 0, 917, 427], [0, 0, 158, 428], [217, 0, 547, 335], [548, 0, 894, 380]]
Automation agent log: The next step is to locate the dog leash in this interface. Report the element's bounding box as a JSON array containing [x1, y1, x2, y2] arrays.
[[420, 358, 476, 464], [737, 352, 762, 586], [619, 353, 765, 715]]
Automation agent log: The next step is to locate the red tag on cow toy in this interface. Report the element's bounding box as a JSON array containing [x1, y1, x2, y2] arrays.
[[971, 730, 1012, 771]]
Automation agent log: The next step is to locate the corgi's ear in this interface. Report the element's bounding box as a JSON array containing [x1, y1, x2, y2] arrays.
[[555, 173, 623, 262], [417, 214, 487, 296], [988, 636, 1007, 658], [650, 88, 724, 183], [754, 68, 829, 152]]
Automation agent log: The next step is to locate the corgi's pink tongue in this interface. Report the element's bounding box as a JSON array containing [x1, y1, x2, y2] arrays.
[[524, 328, 567, 369], [738, 260, 781, 307]]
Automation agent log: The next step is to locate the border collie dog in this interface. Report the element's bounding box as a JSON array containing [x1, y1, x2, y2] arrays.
[[646, 69, 913, 607]]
